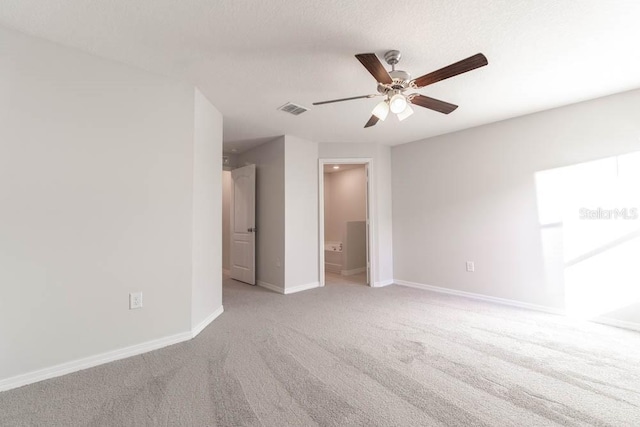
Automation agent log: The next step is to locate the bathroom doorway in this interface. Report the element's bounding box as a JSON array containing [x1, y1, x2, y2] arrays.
[[319, 159, 372, 286]]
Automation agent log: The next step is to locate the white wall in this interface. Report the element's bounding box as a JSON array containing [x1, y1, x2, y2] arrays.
[[222, 171, 232, 272], [191, 89, 223, 330], [319, 143, 394, 286], [392, 88, 640, 326], [234, 135, 318, 291], [0, 26, 223, 387], [232, 139, 388, 291], [236, 137, 286, 289], [324, 166, 367, 242], [284, 136, 319, 289]]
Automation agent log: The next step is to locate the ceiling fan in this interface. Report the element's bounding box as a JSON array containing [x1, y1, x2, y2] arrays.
[[313, 50, 488, 128]]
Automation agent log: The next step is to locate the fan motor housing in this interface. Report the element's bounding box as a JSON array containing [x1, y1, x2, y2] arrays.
[[389, 70, 411, 87], [384, 50, 402, 66], [382, 50, 411, 90]]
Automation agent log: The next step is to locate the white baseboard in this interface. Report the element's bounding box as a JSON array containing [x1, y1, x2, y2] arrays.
[[395, 279, 565, 315], [0, 330, 192, 393], [258, 280, 319, 295], [591, 316, 640, 332], [341, 267, 366, 276], [257, 280, 285, 294], [373, 279, 394, 287], [191, 305, 224, 338], [284, 282, 320, 295], [0, 306, 226, 393], [395, 279, 640, 332]]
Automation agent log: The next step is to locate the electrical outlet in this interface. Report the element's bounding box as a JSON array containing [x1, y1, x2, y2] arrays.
[[466, 261, 475, 272], [129, 292, 143, 309]]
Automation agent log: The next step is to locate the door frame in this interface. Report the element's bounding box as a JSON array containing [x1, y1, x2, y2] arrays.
[[318, 158, 375, 287]]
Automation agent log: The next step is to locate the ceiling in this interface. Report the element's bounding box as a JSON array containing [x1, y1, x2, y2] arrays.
[[323, 164, 364, 174], [2, 1, 640, 151]]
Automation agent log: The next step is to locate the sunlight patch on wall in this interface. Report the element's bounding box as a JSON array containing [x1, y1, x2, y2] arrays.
[[535, 151, 640, 319]]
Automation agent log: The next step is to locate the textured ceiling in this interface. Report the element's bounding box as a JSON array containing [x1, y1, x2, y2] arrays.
[[2, 1, 640, 149]]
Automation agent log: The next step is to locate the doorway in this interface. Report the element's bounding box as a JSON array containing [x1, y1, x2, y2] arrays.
[[319, 158, 373, 287]]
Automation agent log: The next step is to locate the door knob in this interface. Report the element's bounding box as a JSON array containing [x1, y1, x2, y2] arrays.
[[247, 227, 257, 233]]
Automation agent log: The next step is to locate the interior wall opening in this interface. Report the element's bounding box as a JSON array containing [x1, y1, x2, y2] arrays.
[[222, 154, 236, 283], [322, 163, 369, 286]]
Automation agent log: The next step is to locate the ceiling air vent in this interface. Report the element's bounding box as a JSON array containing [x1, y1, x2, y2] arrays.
[[278, 102, 309, 116]]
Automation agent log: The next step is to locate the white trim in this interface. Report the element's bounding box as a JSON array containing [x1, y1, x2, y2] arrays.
[[257, 280, 319, 295], [591, 316, 640, 332], [319, 158, 375, 288], [0, 331, 192, 393], [191, 305, 224, 338], [257, 280, 284, 294], [395, 280, 564, 314], [0, 306, 226, 393], [285, 282, 320, 294], [373, 279, 394, 287], [395, 279, 640, 332], [341, 267, 366, 276]]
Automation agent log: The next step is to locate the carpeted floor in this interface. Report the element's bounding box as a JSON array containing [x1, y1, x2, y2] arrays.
[[2, 277, 640, 426]]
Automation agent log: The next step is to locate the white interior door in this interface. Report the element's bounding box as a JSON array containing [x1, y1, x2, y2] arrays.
[[230, 164, 256, 285]]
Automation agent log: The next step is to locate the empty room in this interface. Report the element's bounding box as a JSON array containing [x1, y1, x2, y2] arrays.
[[2, 1, 640, 426]]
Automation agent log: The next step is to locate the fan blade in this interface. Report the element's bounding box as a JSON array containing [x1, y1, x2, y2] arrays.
[[412, 53, 488, 88], [355, 53, 393, 84], [313, 94, 379, 106], [364, 115, 379, 128], [409, 94, 458, 114]]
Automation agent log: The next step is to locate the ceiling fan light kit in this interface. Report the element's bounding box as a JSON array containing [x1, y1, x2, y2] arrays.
[[397, 104, 414, 121], [389, 93, 408, 114], [313, 50, 488, 128], [372, 100, 390, 121]]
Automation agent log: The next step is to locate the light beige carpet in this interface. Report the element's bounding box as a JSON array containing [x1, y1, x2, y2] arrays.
[[1, 277, 640, 426]]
